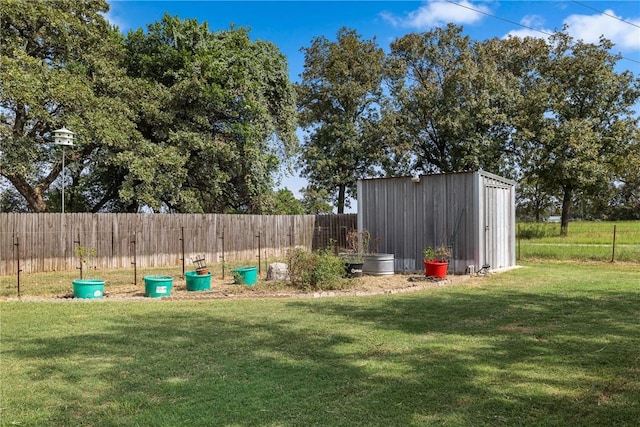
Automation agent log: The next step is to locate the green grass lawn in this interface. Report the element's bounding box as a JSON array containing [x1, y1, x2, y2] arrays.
[[1, 261, 639, 426], [518, 221, 640, 262]]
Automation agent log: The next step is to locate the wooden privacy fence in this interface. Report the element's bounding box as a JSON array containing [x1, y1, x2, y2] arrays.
[[0, 213, 357, 276]]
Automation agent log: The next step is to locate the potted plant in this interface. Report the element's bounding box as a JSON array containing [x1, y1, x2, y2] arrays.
[[423, 245, 451, 279], [73, 246, 105, 299], [232, 266, 258, 285], [344, 229, 395, 276], [360, 232, 395, 277], [342, 229, 368, 278]]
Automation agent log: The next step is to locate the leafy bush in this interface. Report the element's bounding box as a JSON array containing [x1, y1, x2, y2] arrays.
[[288, 247, 315, 289], [288, 247, 351, 291], [423, 245, 451, 261]]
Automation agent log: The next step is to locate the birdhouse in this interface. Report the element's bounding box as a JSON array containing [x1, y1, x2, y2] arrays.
[[53, 127, 74, 146]]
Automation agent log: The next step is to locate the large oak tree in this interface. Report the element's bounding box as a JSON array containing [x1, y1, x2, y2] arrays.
[[386, 24, 516, 176], [296, 27, 386, 213], [1, 3, 297, 213], [0, 0, 141, 212], [125, 14, 298, 213], [514, 31, 640, 234]]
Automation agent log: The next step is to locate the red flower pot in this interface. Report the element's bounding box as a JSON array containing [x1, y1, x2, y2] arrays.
[[424, 260, 448, 278]]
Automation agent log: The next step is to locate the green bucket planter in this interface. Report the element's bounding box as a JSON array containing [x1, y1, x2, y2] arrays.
[[232, 267, 258, 286], [144, 275, 173, 298], [185, 271, 212, 291], [72, 279, 105, 299]]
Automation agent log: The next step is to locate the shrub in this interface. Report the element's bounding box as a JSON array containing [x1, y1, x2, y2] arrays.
[[288, 247, 351, 291], [288, 247, 315, 289]]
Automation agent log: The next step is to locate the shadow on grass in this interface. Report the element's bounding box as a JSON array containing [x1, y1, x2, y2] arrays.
[[3, 283, 639, 426], [287, 286, 640, 425]]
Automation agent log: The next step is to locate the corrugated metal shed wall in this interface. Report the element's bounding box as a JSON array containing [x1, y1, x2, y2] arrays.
[[357, 171, 515, 274]]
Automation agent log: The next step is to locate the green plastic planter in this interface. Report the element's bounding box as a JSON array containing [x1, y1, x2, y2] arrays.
[[185, 271, 212, 291], [232, 267, 258, 286], [144, 275, 173, 298], [72, 279, 105, 299]]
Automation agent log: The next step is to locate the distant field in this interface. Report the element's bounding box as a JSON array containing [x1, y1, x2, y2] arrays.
[[517, 221, 640, 262]]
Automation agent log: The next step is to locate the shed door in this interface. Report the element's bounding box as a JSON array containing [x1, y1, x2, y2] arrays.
[[484, 185, 511, 269]]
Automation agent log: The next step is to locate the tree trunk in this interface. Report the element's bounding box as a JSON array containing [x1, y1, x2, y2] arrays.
[[560, 187, 572, 237], [4, 173, 49, 212], [337, 184, 346, 214]]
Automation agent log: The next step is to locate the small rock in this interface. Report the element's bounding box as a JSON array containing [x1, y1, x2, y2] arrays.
[[266, 262, 289, 281]]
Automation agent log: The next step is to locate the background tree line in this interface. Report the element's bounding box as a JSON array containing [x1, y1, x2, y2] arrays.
[[297, 24, 639, 235], [1, 1, 638, 235]]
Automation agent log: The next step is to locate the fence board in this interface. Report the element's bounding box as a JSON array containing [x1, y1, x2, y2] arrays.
[[0, 213, 356, 275]]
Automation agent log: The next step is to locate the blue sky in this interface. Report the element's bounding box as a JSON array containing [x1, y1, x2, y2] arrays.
[[105, 1, 640, 210]]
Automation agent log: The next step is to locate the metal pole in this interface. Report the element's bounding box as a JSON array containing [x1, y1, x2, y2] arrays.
[[517, 223, 521, 261], [611, 225, 617, 263], [180, 226, 185, 278], [14, 236, 21, 297], [75, 235, 82, 279], [131, 232, 137, 285], [220, 228, 225, 279], [256, 231, 261, 274], [61, 146, 65, 213]]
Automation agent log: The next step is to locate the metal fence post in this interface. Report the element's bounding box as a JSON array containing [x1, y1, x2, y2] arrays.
[[611, 225, 617, 263], [14, 236, 21, 297]]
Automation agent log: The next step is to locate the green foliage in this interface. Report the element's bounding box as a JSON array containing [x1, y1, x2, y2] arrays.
[[0, 186, 29, 212], [297, 27, 386, 213], [387, 24, 516, 176], [300, 186, 334, 214], [288, 247, 350, 291], [288, 247, 316, 289], [74, 246, 97, 263], [1, 5, 297, 214], [2, 4, 638, 221], [125, 15, 298, 213], [517, 223, 556, 239], [423, 245, 451, 261], [511, 31, 640, 234], [0, 0, 132, 212], [265, 188, 305, 214], [386, 25, 639, 230]]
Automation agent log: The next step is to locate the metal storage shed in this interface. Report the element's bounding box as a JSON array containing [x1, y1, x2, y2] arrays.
[[357, 171, 516, 275]]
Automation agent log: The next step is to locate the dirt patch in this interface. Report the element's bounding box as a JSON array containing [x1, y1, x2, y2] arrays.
[[10, 273, 476, 302]]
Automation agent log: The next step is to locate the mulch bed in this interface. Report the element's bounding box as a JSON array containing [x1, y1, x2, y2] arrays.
[[9, 273, 474, 302]]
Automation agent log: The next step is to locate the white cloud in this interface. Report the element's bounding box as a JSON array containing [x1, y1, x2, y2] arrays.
[[520, 14, 545, 29], [564, 10, 640, 51], [503, 15, 552, 42], [504, 9, 640, 52], [381, 0, 492, 29], [504, 27, 550, 41]]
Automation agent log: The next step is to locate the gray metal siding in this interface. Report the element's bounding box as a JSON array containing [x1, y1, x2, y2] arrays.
[[358, 171, 515, 274]]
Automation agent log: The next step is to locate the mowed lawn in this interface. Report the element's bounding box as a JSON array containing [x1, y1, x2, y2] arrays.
[[1, 261, 639, 426], [518, 221, 640, 262]]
